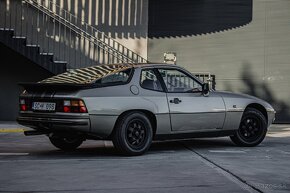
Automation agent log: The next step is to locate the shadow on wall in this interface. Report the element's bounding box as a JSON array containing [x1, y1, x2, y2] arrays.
[[148, 0, 253, 38], [61, 0, 148, 39], [0, 43, 53, 121], [53, 0, 252, 39], [225, 63, 290, 123]]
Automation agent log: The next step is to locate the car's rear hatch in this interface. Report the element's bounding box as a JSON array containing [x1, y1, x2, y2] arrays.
[[19, 64, 132, 113], [21, 64, 131, 92]]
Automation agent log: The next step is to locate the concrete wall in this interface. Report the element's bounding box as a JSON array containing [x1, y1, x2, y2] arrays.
[[0, 43, 53, 121], [148, 0, 290, 123], [1, 0, 290, 122]]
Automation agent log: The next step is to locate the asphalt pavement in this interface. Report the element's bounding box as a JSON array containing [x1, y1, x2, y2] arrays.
[[0, 122, 290, 193]]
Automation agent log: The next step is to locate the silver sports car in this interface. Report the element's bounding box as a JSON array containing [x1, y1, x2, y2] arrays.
[[17, 63, 275, 155]]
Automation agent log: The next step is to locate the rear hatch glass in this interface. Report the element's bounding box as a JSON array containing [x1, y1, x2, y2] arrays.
[[40, 64, 132, 85], [20, 64, 132, 92]]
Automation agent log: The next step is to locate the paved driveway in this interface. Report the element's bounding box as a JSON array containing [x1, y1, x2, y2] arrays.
[[0, 123, 289, 193]]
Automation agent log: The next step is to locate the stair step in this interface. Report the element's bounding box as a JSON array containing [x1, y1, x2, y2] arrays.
[[12, 36, 26, 39], [0, 28, 14, 31], [11, 36, 27, 49], [26, 44, 40, 47], [10, 37, 27, 53], [54, 61, 67, 63], [24, 44, 40, 62], [38, 53, 54, 72], [39, 53, 54, 66], [53, 61, 67, 74], [40, 53, 53, 55], [0, 29, 14, 43], [26, 45, 40, 51], [0, 28, 66, 74]]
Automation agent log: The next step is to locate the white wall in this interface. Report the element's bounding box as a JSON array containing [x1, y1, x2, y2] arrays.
[[148, 0, 290, 122]]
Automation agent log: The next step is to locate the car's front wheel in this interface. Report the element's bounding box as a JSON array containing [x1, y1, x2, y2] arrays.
[[49, 134, 84, 151], [112, 112, 153, 156], [230, 108, 267, 147]]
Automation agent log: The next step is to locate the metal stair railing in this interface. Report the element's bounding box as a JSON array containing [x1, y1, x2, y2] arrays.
[[194, 72, 216, 90], [0, 0, 148, 70], [31, 0, 148, 64]]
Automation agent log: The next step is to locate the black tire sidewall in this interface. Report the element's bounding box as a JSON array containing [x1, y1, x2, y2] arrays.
[[114, 112, 153, 155], [233, 108, 267, 146], [49, 135, 83, 151]]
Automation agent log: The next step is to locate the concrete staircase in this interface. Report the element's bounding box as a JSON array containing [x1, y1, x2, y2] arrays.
[[0, 0, 147, 75], [0, 28, 66, 74]]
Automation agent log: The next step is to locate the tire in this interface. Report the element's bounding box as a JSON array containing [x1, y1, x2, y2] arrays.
[[49, 134, 83, 151], [112, 112, 153, 156], [230, 108, 267, 147]]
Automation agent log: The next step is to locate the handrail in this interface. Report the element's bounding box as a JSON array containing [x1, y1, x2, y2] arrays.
[[26, 0, 147, 64], [0, 0, 148, 70], [25, 0, 135, 64], [194, 72, 216, 90]]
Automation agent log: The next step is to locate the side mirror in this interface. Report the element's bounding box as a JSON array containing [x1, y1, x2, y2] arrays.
[[202, 83, 210, 96]]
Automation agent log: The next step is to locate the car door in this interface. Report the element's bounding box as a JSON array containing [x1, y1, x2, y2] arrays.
[[157, 68, 226, 132]]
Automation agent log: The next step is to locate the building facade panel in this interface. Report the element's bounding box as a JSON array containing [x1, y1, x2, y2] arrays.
[[148, 0, 290, 122]]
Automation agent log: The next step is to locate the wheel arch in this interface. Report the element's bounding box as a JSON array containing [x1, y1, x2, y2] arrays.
[[110, 109, 157, 138], [245, 103, 268, 122]]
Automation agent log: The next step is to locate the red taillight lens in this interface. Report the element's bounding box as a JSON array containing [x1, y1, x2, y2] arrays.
[[80, 106, 87, 113], [20, 99, 28, 111], [63, 106, 71, 113], [20, 104, 27, 111], [63, 99, 87, 113]]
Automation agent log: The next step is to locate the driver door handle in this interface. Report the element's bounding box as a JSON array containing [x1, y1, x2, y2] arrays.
[[170, 98, 182, 104]]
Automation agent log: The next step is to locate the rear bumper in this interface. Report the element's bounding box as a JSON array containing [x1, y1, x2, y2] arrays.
[[17, 113, 90, 132]]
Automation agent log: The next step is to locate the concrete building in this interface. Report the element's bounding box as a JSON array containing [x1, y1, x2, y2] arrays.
[[0, 0, 289, 122]]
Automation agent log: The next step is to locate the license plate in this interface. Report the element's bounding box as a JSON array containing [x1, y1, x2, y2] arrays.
[[32, 102, 56, 111]]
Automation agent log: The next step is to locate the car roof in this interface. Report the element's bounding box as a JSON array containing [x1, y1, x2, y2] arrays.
[[39, 63, 186, 85], [131, 63, 177, 68]]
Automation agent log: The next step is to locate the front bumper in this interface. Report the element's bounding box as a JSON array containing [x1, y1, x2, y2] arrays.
[[267, 108, 276, 126], [17, 112, 90, 132]]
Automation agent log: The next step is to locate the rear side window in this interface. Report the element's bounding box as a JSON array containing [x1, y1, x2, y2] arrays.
[[94, 68, 132, 85], [140, 69, 163, 91]]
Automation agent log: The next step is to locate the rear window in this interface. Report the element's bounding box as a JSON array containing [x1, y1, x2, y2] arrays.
[[40, 64, 132, 85]]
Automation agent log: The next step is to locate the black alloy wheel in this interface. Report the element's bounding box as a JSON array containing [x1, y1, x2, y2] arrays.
[[126, 120, 147, 149], [112, 112, 153, 156], [230, 108, 267, 147], [238, 116, 263, 142]]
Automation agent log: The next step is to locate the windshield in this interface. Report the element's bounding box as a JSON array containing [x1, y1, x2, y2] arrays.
[[40, 64, 132, 84]]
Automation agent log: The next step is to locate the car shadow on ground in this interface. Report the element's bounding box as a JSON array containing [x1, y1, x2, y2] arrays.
[[8, 126, 290, 158], [27, 137, 237, 158]]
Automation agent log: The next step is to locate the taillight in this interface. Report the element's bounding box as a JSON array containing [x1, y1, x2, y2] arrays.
[[63, 99, 88, 113], [20, 99, 28, 111]]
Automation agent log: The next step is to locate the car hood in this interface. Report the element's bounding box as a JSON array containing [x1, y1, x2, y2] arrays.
[[213, 90, 274, 110], [214, 90, 260, 100]]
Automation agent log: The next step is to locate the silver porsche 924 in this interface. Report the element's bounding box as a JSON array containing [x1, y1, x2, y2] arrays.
[[17, 63, 275, 155]]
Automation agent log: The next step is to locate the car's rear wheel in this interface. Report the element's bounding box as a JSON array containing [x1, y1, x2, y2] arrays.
[[112, 112, 153, 156], [230, 108, 267, 147], [49, 134, 83, 151]]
